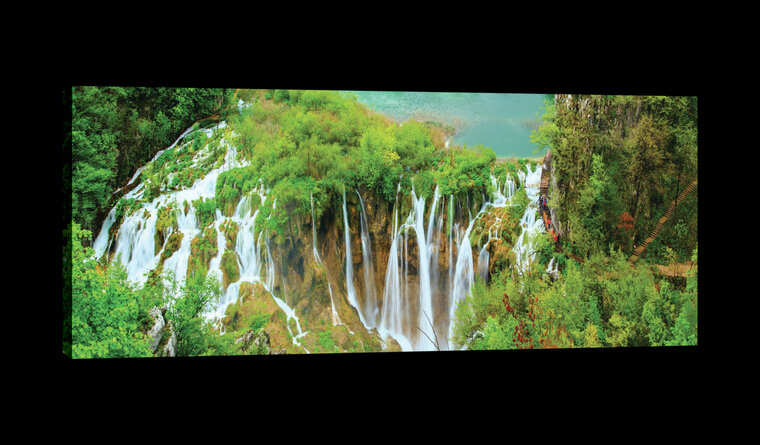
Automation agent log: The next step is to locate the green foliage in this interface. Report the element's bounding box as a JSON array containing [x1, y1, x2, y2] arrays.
[[68, 222, 153, 359], [221, 250, 240, 287], [187, 225, 218, 279], [248, 312, 269, 333], [216, 166, 258, 215], [529, 98, 557, 154], [192, 197, 217, 230], [450, 277, 507, 349], [356, 125, 402, 202], [434, 144, 496, 200], [163, 272, 224, 357], [469, 315, 518, 351], [394, 120, 437, 172], [318, 331, 338, 353], [154, 202, 179, 254], [71, 86, 227, 232], [549, 94, 697, 261], [451, 235, 697, 350], [507, 187, 528, 222]]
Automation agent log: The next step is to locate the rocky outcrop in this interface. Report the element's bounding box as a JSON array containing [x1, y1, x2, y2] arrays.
[[146, 306, 177, 357], [235, 328, 284, 355], [147, 307, 166, 351]]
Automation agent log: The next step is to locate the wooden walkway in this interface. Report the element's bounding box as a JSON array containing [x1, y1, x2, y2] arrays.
[[537, 150, 696, 268], [539, 150, 557, 238], [627, 180, 697, 264]]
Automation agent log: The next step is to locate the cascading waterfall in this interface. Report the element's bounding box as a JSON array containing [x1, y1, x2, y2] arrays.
[[93, 206, 116, 258], [512, 163, 545, 274], [371, 174, 521, 351], [94, 116, 549, 354], [411, 186, 437, 351], [356, 188, 379, 328], [478, 215, 504, 284], [448, 194, 454, 305], [447, 173, 516, 346], [378, 182, 415, 351], [342, 189, 359, 315], [94, 122, 309, 349], [545, 256, 559, 280]]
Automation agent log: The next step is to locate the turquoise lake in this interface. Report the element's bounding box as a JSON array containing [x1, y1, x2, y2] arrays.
[[345, 91, 550, 159]]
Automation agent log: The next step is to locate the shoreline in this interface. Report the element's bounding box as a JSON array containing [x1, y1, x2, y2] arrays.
[[444, 136, 545, 164], [496, 155, 545, 164]]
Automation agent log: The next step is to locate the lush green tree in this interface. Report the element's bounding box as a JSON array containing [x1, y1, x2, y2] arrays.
[[356, 125, 402, 202], [547, 95, 697, 261], [68, 222, 153, 359], [469, 315, 518, 351], [529, 97, 558, 154], [163, 272, 224, 357], [70, 86, 227, 233]]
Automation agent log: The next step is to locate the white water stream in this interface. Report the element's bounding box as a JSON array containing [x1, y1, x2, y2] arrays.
[[93, 123, 309, 350], [94, 119, 546, 353]]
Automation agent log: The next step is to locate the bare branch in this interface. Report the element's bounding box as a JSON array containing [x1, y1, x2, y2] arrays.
[[416, 310, 440, 351]]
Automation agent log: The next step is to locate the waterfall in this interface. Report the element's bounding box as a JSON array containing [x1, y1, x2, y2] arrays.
[[162, 203, 198, 287], [376, 185, 442, 351], [205, 209, 226, 283], [378, 182, 415, 351], [311, 193, 320, 262], [410, 188, 436, 350], [93, 207, 116, 258], [94, 115, 549, 354], [478, 244, 490, 285], [447, 173, 515, 346], [447, 194, 454, 307], [342, 189, 359, 313], [94, 122, 310, 350], [449, 217, 475, 337], [312, 192, 342, 327], [546, 256, 559, 280], [113, 202, 161, 286], [513, 163, 545, 274], [356, 188, 379, 328]]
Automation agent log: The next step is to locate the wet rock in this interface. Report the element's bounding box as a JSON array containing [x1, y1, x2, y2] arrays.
[[159, 321, 177, 357], [145, 306, 177, 357], [236, 329, 272, 354], [146, 307, 166, 352]]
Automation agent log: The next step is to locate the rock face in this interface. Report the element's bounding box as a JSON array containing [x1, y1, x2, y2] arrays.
[[160, 322, 177, 357], [146, 306, 177, 357], [147, 307, 166, 351], [145, 184, 513, 354], [235, 328, 284, 355]]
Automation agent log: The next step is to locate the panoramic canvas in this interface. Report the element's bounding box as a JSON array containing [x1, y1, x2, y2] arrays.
[[64, 88, 698, 358]]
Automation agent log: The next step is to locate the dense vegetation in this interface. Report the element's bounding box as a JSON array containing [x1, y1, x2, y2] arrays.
[[547, 95, 698, 263], [451, 94, 698, 350], [70, 86, 233, 233], [213, 89, 494, 242], [65, 222, 270, 358], [67, 88, 500, 358], [65, 88, 698, 358], [452, 244, 698, 350]]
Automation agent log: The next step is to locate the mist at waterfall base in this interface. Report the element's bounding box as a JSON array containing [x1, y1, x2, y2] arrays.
[[346, 91, 548, 159], [93, 117, 549, 353]]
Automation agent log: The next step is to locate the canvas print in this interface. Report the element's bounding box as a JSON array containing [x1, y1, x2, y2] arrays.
[[64, 88, 698, 358]]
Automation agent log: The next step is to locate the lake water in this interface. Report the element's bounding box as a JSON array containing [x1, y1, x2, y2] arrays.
[[346, 91, 549, 159]]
